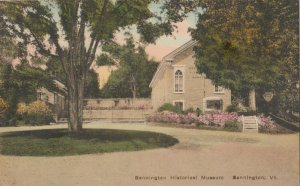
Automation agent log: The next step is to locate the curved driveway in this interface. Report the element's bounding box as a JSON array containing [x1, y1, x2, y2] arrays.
[[0, 122, 299, 186]]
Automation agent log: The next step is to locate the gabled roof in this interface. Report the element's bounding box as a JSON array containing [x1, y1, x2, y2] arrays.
[[162, 40, 197, 61], [149, 40, 197, 87]]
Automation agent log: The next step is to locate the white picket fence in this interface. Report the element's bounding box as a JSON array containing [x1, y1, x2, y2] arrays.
[[242, 115, 258, 132]]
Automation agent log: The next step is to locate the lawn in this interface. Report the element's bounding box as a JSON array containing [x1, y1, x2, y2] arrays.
[[0, 129, 178, 156]]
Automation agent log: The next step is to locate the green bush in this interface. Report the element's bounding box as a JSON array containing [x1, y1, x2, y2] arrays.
[[224, 122, 240, 131], [225, 104, 241, 112], [182, 107, 194, 115], [23, 113, 53, 125], [157, 103, 182, 114], [237, 111, 257, 116]]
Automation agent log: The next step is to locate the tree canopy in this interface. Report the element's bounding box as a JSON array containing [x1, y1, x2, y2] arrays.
[[99, 36, 158, 98], [0, 0, 197, 131], [191, 0, 299, 111], [0, 62, 54, 122]]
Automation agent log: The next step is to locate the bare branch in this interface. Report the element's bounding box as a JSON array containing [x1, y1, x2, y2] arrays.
[[87, 39, 100, 67], [85, 0, 110, 69], [86, 37, 95, 63]]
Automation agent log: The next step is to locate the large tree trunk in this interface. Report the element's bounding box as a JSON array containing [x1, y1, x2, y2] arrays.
[[67, 77, 84, 132], [248, 89, 256, 111]]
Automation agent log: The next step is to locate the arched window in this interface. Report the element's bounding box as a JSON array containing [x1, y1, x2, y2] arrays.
[[174, 70, 183, 92]]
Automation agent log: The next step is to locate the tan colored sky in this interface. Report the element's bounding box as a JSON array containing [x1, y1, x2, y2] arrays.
[[97, 18, 195, 88], [94, 66, 117, 89], [18, 7, 198, 88]]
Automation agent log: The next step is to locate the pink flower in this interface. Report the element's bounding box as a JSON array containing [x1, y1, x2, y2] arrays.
[[146, 111, 240, 127], [257, 114, 276, 130]]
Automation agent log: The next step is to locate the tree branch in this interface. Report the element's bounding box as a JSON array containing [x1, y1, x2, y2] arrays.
[[29, 30, 58, 59], [86, 37, 96, 64], [78, 7, 87, 77], [87, 39, 100, 67], [85, 0, 110, 69]]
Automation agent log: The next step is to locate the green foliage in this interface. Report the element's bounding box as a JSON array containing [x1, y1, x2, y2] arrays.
[[101, 68, 131, 98], [224, 122, 240, 131], [157, 103, 182, 114], [1, 0, 198, 131], [182, 107, 195, 115], [0, 63, 54, 124], [0, 129, 178, 156], [225, 105, 241, 113], [47, 59, 101, 99], [195, 107, 202, 116], [100, 36, 158, 98], [96, 54, 116, 66], [157, 104, 201, 115], [84, 70, 101, 98], [191, 0, 299, 112]]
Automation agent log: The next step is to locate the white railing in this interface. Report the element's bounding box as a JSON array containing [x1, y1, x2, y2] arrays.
[[242, 116, 258, 133]]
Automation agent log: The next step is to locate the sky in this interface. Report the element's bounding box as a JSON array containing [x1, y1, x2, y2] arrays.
[[145, 15, 197, 61], [48, 1, 199, 62], [146, 3, 199, 60], [20, 1, 200, 87], [113, 9, 199, 61], [96, 12, 198, 88]]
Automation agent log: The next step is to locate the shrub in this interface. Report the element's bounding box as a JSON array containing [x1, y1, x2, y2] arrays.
[[157, 103, 182, 114], [257, 114, 277, 132], [224, 121, 240, 131], [0, 98, 8, 114], [182, 107, 195, 115], [16, 101, 53, 125], [27, 101, 52, 115], [16, 102, 27, 115], [237, 111, 257, 116], [147, 111, 240, 127], [225, 104, 241, 112], [0, 98, 10, 126], [202, 112, 240, 127]]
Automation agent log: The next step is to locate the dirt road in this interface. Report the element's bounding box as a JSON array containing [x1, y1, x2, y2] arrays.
[[0, 122, 299, 186]]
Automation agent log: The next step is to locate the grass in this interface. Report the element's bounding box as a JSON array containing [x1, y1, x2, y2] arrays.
[[0, 129, 179, 156]]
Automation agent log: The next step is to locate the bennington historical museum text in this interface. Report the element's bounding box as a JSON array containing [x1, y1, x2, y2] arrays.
[[135, 175, 278, 181]]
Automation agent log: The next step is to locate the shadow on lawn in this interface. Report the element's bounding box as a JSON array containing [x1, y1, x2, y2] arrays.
[[0, 129, 179, 156]]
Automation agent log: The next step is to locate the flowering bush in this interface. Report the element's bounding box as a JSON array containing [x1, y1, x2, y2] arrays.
[[147, 111, 240, 127], [16, 101, 53, 125], [16, 103, 27, 115], [0, 98, 8, 114], [147, 111, 278, 133], [257, 114, 277, 132], [26, 101, 52, 115]]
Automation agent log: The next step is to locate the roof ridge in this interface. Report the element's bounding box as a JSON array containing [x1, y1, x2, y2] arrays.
[[149, 40, 197, 88], [162, 40, 197, 61]]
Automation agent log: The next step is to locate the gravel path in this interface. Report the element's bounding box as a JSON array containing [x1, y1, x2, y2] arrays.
[[0, 122, 299, 186]]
